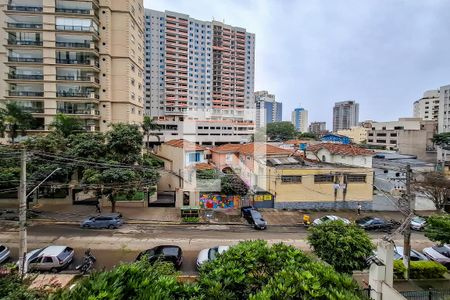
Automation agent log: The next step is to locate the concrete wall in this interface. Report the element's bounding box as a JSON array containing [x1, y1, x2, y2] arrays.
[[309, 148, 372, 168]]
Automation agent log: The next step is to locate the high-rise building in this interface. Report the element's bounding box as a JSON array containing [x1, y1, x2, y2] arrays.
[[0, 0, 145, 133], [309, 121, 326, 135], [254, 90, 282, 128], [437, 85, 450, 134], [291, 107, 308, 132], [414, 90, 440, 121], [333, 100, 359, 131]]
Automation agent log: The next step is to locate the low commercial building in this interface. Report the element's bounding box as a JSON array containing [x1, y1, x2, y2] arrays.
[[306, 143, 374, 168], [266, 158, 373, 210], [367, 118, 437, 162], [336, 126, 368, 144]]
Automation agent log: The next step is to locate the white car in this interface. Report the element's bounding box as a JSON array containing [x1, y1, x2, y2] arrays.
[[422, 245, 450, 269], [410, 216, 426, 231], [312, 215, 351, 226], [0, 244, 10, 264], [22, 246, 74, 273], [196, 246, 229, 268]]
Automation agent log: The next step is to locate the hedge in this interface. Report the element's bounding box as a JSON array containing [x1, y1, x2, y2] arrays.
[[393, 260, 447, 279]]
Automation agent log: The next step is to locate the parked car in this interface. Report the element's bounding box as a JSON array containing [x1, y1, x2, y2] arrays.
[[422, 244, 450, 269], [81, 214, 123, 229], [0, 244, 10, 264], [312, 215, 351, 226], [356, 216, 396, 231], [410, 216, 426, 231], [394, 246, 428, 261], [136, 245, 183, 269], [24, 246, 74, 273], [196, 246, 229, 268], [241, 206, 267, 230]]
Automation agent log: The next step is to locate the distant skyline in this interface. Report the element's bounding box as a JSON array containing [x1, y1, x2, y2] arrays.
[[145, 0, 450, 125]]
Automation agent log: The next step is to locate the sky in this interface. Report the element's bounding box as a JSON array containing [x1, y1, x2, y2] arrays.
[[145, 0, 450, 127]]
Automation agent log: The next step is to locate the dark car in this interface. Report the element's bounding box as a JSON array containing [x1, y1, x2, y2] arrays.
[[81, 214, 123, 229], [356, 216, 396, 232], [136, 245, 183, 269], [241, 206, 267, 230]]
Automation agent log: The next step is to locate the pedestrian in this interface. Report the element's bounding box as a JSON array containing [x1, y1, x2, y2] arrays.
[[95, 199, 101, 214], [357, 203, 362, 215]]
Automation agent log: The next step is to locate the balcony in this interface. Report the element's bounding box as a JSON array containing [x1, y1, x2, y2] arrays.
[[56, 25, 96, 33], [7, 23, 42, 29], [56, 91, 99, 99], [8, 74, 43, 80], [7, 5, 43, 12], [57, 109, 100, 115], [55, 8, 91, 14], [8, 57, 43, 63], [56, 59, 91, 65], [9, 91, 44, 97], [56, 41, 91, 48], [7, 40, 43, 46]]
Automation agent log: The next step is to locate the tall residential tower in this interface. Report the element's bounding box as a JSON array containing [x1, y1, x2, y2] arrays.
[[0, 0, 145, 133], [291, 107, 308, 132], [254, 90, 282, 128], [332, 100, 359, 131], [414, 90, 440, 121]]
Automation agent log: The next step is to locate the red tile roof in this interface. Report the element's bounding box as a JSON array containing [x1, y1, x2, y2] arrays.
[[210, 144, 242, 153], [193, 163, 216, 170], [238, 143, 292, 156], [284, 139, 314, 145], [164, 139, 205, 151], [307, 143, 374, 156]]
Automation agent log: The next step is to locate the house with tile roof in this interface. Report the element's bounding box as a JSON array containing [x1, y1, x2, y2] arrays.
[[306, 143, 374, 168]]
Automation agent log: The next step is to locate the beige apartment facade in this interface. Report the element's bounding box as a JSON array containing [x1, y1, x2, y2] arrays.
[[337, 126, 368, 144], [0, 0, 144, 134]]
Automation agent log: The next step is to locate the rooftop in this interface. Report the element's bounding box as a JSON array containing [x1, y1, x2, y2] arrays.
[[307, 143, 374, 156], [209, 143, 292, 156], [209, 144, 242, 153], [164, 139, 206, 151]]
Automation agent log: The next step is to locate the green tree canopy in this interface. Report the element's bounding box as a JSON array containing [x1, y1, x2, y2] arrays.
[[106, 123, 143, 164], [49, 113, 84, 138], [432, 132, 450, 147], [142, 115, 161, 148], [266, 121, 297, 141], [425, 214, 450, 244], [307, 221, 374, 273], [66, 132, 107, 160], [0, 101, 34, 143]]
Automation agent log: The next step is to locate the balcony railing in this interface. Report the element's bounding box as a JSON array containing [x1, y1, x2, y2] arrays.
[[8, 74, 43, 80], [9, 91, 44, 97], [56, 41, 91, 48], [56, 91, 98, 98], [8, 57, 43, 63], [23, 107, 44, 113], [56, 75, 98, 82], [7, 5, 43, 12], [55, 8, 91, 14], [56, 25, 97, 33], [7, 40, 43, 46], [7, 23, 43, 29], [56, 59, 91, 65], [57, 109, 100, 115]]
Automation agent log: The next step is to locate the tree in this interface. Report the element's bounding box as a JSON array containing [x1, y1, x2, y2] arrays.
[[0, 274, 47, 300], [0, 101, 34, 143], [307, 221, 374, 273], [414, 172, 450, 211], [266, 121, 297, 141], [221, 174, 249, 195], [49, 113, 84, 138], [142, 115, 160, 151], [198, 240, 364, 300], [425, 214, 450, 244], [106, 123, 143, 164], [432, 132, 450, 148], [296, 132, 317, 140], [66, 133, 106, 160]]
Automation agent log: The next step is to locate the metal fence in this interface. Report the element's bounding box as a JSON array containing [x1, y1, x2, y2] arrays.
[[401, 289, 450, 300]]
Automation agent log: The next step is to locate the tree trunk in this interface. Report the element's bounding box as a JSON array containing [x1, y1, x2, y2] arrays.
[[146, 134, 150, 154], [111, 199, 116, 213]]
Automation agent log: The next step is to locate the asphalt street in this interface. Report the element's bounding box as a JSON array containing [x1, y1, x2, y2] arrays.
[[0, 222, 433, 274]]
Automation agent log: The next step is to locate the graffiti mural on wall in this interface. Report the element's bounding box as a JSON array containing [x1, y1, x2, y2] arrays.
[[199, 193, 241, 209]]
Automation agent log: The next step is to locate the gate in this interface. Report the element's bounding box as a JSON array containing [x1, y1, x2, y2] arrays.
[[149, 191, 176, 207], [401, 289, 450, 300]]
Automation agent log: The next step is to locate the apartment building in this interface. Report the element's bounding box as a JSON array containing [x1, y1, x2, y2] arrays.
[[254, 90, 282, 128], [367, 118, 437, 162], [0, 0, 145, 133], [144, 9, 256, 143], [336, 126, 368, 144], [413, 90, 440, 121], [333, 100, 359, 131], [291, 107, 308, 132], [309, 121, 326, 135]]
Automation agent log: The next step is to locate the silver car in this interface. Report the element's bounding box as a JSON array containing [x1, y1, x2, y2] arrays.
[[0, 244, 10, 264], [24, 246, 74, 273], [312, 215, 351, 226], [197, 246, 229, 268], [410, 216, 426, 231], [423, 244, 450, 269]]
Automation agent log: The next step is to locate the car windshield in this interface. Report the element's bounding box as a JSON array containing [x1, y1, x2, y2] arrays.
[[251, 210, 262, 219], [208, 247, 219, 260], [0, 245, 5, 252], [357, 217, 372, 224], [57, 247, 73, 262], [412, 217, 424, 223], [320, 216, 329, 222], [160, 247, 180, 257], [433, 246, 450, 258], [28, 248, 44, 261]]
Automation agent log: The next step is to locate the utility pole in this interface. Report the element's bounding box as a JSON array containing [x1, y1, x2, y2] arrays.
[[403, 164, 415, 280], [18, 149, 27, 276]]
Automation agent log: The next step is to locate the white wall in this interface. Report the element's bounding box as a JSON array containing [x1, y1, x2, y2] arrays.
[[308, 149, 372, 168]]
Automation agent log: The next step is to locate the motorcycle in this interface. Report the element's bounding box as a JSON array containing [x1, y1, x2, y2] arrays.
[[76, 249, 96, 275], [303, 214, 311, 228]]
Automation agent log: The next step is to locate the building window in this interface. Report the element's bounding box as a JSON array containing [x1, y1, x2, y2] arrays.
[[281, 175, 302, 184], [346, 174, 367, 183], [314, 175, 334, 183], [188, 152, 201, 162]]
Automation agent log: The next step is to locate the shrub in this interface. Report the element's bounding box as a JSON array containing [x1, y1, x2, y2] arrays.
[[182, 216, 200, 223], [393, 260, 447, 279]]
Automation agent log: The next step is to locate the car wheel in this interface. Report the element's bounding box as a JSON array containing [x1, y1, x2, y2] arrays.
[[83, 224, 90, 229], [50, 268, 58, 273], [108, 225, 115, 229]]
